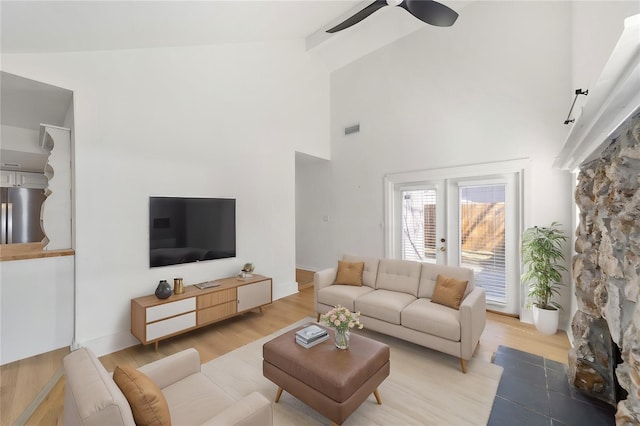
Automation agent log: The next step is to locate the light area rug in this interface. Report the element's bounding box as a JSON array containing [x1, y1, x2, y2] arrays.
[[201, 317, 503, 425]]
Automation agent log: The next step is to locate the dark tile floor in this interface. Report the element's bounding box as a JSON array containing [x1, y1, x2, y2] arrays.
[[488, 346, 616, 426]]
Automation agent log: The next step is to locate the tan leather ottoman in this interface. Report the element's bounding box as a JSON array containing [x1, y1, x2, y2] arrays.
[[263, 324, 390, 426]]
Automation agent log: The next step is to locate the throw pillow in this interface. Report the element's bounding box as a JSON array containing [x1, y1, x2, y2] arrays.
[[113, 365, 172, 426], [431, 274, 468, 310], [335, 261, 365, 286]]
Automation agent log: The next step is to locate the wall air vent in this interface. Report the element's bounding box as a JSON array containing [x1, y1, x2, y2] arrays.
[[344, 124, 360, 135]]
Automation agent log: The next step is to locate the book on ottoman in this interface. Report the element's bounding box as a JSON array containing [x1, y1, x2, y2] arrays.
[[296, 333, 329, 348], [295, 325, 327, 343]]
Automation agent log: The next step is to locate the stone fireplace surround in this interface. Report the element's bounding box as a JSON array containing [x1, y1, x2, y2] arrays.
[[570, 114, 640, 424]]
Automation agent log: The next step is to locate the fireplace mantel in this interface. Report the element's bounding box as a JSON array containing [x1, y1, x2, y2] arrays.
[[554, 14, 640, 171]]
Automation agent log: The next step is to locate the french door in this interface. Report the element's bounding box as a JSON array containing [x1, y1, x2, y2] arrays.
[[386, 164, 523, 315]]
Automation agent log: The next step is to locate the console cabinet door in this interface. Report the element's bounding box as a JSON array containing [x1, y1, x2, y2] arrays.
[[237, 280, 271, 312]]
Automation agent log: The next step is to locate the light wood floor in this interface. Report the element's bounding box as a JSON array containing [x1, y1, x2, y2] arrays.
[[1, 274, 570, 426]]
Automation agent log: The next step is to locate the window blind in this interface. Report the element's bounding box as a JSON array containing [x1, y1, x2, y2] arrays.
[[401, 189, 437, 262], [460, 185, 506, 304]]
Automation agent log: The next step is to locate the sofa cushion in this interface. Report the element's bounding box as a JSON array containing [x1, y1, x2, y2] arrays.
[[318, 285, 374, 312], [355, 290, 416, 325], [418, 263, 475, 299], [431, 274, 468, 310], [375, 259, 422, 296], [162, 372, 234, 425], [401, 298, 461, 341], [335, 261, 364, 286], [113, 365, 172, 426], [343, 255, 380, 288]]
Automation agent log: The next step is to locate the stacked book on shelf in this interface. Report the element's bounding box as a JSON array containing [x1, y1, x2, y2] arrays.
[[295, 324, 329, 348]]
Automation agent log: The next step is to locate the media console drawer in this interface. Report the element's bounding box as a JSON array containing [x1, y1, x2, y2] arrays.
[[197, 301, 236, 325], [147, 297, 196, 322], [197, 288, 236, 309], [146, 312, 196, 341], [131, 275, 272, 350]]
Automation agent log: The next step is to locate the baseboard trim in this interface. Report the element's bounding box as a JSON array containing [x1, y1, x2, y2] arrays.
[[295, 265, 318, 272], [297, 281, 314, 290], [78, 331, 140, 358], [273, 280, 297, 300]]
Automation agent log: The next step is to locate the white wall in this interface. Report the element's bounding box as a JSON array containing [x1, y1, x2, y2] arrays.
[[297, 1, 576, 325], [3, 39, 329, 356], [1, 256, 74, 364]]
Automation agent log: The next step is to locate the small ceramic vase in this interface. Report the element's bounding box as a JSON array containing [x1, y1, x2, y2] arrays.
[[155, 280, 173, 299]]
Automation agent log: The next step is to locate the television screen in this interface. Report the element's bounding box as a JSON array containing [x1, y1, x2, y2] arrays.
[[149, 197, 236, 268]]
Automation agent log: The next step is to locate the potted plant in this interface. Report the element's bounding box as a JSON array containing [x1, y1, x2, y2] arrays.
[[521, 221, 567, 335], [241, 263, 255, 278]]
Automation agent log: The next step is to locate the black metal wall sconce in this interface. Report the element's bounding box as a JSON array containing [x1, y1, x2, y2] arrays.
[[564, 89, 589, 124]]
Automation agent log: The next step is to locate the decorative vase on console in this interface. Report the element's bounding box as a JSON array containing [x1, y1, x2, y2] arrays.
[[319, 305, 363, 350], [155, 280, 173, 299]]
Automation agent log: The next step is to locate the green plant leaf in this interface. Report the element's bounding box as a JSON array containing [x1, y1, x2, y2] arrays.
[[521, 222, 567, 311]]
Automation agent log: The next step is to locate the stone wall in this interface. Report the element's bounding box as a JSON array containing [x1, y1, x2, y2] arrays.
[[570, 113, 640, 424]]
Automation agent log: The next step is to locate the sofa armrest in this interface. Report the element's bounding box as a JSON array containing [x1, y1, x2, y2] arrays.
[[459, 287, 487, 360], [138, 348, 201, 389], [201, 392, 272, 426], [313, 267, 337, 298]]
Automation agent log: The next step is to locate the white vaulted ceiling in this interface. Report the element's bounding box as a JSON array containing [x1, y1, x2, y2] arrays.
[[0, 0, 363, 53], [1, 1, 471, 71]]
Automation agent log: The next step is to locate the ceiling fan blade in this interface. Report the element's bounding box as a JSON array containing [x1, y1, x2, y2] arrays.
[[400, 0, 459, 27], [326, 0, 388, 33]]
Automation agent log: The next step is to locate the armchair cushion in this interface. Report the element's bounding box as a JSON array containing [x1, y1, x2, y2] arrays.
[[113, 365, 171, 426], [161, 372, 235, 425]]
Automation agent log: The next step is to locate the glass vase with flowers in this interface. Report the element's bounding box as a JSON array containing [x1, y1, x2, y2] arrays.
[[320, 305, 364, 349]]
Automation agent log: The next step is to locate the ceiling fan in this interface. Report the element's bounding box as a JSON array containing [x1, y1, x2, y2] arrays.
[[326, 0, 458, 33]]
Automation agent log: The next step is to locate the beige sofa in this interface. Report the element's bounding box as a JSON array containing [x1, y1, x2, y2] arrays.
[[314, 255, 486, 373], [63, 347, 272, 425]]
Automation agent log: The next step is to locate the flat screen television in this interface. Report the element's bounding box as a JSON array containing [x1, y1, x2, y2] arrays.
[[149, 196, 236, 268]]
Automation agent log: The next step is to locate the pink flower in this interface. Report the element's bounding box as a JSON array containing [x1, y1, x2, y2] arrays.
[[322, 305, 364, 332]]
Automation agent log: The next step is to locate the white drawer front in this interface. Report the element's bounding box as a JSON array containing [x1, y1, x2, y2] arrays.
[[146, 312, 196, 341], [237, 280, 271, 312], [147, 297, 195, 322]]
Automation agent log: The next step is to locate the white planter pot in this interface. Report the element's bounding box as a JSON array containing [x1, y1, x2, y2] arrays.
[[532, 306, 559, 335]]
